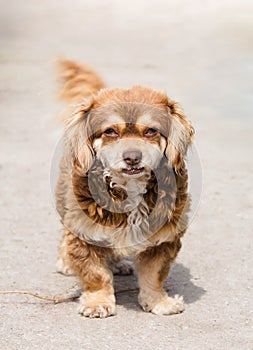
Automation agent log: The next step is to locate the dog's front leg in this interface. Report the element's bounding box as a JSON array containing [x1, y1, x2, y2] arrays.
[[63, 231, 116, 318], [136, 241, 184, 316]]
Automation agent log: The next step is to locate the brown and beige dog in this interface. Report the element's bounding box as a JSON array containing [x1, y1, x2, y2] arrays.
[[55, 59, 194, 318]]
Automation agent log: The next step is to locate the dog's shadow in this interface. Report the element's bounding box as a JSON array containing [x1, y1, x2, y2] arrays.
[[114, 262, 206, 311]]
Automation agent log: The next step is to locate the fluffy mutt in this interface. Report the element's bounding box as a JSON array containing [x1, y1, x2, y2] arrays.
[[55, 59, 194, 318]]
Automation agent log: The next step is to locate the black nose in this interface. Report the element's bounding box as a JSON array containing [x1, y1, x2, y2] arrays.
[[123, 149, 142, 166]]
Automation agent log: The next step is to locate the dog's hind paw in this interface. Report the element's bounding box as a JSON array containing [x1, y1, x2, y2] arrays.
[[56, 257, 75, 276], [111, 259, 134, 275]]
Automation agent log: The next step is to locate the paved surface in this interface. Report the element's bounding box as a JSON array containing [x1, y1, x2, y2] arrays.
[[0, 0, 252, 349]]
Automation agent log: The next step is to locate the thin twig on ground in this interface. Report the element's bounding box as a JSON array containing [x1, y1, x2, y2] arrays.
[[0, 283, 174, 304]]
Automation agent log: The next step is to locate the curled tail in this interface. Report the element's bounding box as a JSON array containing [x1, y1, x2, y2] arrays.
[[57, 58, 106, 104]]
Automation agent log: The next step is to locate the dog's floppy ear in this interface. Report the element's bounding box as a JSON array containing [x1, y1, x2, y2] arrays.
[[64, 97, 95, 174], [165, 99, 194, 170]]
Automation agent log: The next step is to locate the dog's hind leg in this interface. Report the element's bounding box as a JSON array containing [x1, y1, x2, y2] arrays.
[[56, 232, 76, 276], [109, 259, 134, 275]]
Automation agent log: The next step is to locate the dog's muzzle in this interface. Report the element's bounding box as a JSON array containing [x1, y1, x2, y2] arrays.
[[122, 149, 144, 175]]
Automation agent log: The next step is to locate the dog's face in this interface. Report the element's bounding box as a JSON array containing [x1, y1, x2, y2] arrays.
[[66, 90, 194, 177], [92, 105, 169, 178]]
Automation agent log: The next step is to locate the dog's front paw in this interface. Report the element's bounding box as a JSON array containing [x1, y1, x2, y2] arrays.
[[79, 291, 116, 318], [79, 304, 116, 318], [139, 291, 184, 316], [151, 295, 184, 315]]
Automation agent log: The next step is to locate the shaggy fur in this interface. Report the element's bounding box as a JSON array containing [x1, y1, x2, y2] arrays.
[[55, 59, 194, 318]]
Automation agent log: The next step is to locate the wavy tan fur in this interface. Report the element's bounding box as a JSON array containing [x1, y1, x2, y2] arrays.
[[55, 59, 194, 318]]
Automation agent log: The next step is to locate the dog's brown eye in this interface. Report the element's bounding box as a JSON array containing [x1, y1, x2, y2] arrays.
[[104, 128, 119, 137], [144, 128, 158, 137]]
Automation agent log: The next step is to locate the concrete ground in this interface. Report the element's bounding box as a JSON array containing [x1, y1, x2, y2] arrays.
[[0, 0, 252, 349]]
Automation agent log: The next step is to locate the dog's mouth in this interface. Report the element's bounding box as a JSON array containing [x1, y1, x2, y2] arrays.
[[122, 167, 145, 176]]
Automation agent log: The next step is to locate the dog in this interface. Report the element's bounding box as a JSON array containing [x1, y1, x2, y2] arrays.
[[55, 59, 194, 318]]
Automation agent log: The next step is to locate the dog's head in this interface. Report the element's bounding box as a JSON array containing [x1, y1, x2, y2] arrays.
[[65, 86, 194, 178]]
